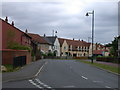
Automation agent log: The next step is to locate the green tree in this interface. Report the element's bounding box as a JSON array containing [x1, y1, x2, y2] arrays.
[[105, 36, 118, 56]]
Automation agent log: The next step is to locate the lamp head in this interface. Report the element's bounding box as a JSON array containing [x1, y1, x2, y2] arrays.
[[86, 13, 89, 16]]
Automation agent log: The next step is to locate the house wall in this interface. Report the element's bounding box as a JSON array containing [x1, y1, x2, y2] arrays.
[[54, 38, 60, 56], [2, 20, 31, 49], [61, 40, 68, 56], [69, 50, 88, 57], [40, 44, 50, 54], [89, 44, 97, 56], [2, 49, 31, 65]]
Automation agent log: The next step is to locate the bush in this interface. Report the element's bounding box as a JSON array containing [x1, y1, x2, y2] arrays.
[[47, 52, 54, 56], [96, 56, 119, 63]]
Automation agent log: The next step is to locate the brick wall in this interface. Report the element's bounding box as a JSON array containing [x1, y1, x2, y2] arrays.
[[2, 49, 31, 65]]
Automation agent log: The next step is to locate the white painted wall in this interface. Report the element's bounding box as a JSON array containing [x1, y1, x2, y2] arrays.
[[54, 38, 60, 56]]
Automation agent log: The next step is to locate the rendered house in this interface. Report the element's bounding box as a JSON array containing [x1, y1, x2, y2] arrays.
[[27, 33, 52, 59], [58, 38, 90, 57], [89, 43, 110, 57], [43, 36, 60, 56]]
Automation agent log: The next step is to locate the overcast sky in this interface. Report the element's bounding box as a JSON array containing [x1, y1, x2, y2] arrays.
[[1, 0, 119, 44]]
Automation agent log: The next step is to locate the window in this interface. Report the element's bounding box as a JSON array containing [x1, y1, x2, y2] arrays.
[[64, 46, 66, 50]]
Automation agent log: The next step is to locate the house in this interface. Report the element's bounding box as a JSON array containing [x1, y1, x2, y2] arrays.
[[1, 17, 32, 65], [27, 33, 52, 59], [93, 50, 109, 56], [1, 17, 31, 49], [89, 43, 110, 57], [58, 38, 90, 57], [43, 35, 60, 56]]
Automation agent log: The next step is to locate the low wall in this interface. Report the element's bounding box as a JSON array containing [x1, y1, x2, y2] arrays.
[[1, 49, 31, 65], [44, 56, 88, 59]]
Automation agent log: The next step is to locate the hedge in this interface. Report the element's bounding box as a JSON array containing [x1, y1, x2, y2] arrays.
[[96, 57, 120, 64]]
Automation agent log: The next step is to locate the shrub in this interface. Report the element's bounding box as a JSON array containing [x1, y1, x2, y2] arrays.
[[96, 56, 119, 63], [7, 43, 31, 52], [47, 52, 54, 56]]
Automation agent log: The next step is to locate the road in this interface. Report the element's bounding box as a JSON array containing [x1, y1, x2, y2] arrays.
[[2, 59, 119, 89]]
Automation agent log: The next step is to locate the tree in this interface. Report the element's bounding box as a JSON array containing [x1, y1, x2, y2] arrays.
[[105, 36, 118, 56]]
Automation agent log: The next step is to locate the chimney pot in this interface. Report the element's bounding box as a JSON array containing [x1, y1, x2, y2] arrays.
[[25, 29, 28, 33], [44, 34, 46, 37], [5, 16, 8, 22], [11, 21, 14, 26]]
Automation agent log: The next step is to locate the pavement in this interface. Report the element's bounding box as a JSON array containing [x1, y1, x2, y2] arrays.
[[85, 59, 119, 67], [2, 59, 46, 83]]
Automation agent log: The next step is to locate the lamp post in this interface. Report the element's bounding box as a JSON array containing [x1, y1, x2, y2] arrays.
[[86, 10, 94, 63]]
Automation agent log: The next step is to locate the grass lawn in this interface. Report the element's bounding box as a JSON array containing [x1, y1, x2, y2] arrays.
[[78, 60, 120, 74]]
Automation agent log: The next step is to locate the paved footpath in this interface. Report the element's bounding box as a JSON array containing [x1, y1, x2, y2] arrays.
[[2, 59, 46, 82], [85, 60, 119, 67]]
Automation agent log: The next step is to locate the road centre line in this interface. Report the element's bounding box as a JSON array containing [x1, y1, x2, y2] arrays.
[[63, 85, 75, 88], [45, 61, 48, 65], [81, 76, 88, 80], [93, 81, 103, 83], [35, 61, 48, 77]]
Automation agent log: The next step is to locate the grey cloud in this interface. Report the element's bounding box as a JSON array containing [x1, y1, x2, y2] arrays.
[[2, 1, 118, 44]]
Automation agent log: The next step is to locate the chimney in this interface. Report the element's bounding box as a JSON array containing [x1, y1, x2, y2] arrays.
[[11, 21, 14, 26], [81, 40, 83, 42], [44, 34, 46, 37], [79, 39, 80, 41], [5, 16, 8, 22], [73, 38, 74, 40], [25, 29, 28, 33]]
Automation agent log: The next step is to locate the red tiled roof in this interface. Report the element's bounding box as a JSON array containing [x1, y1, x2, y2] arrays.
[[28, 33, 49, 44], [93, 50, 108, 54], [58, 38, 90, 47]]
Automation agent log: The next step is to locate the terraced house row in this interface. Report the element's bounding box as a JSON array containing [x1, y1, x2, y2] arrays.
[[1, 17, 110, 65]]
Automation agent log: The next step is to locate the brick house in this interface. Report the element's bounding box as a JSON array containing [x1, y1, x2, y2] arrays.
[[1, 17, 31, 49], [1, 17, 32, 65]]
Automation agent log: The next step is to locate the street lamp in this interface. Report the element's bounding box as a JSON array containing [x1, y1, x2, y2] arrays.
[[86, 10, 94, 63]]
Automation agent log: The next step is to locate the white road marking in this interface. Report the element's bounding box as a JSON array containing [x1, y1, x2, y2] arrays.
[[47, 87, 52, 89], [43, 84, 49, 87], [93, 81, 103, 83], [35, 78, 44, 85], [63, 85, 75, 88], [34, 62, 46, 77], [105, 86, 111, 88], [81, 76, 88, 80], [35, 78, 52, 89], [45, 61, 48, 65], [28, 80, 42, 88]]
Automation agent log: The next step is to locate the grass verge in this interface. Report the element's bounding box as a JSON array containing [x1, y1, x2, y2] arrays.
[[78, 60, 120, 74], [3, 64, 21, 72]]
